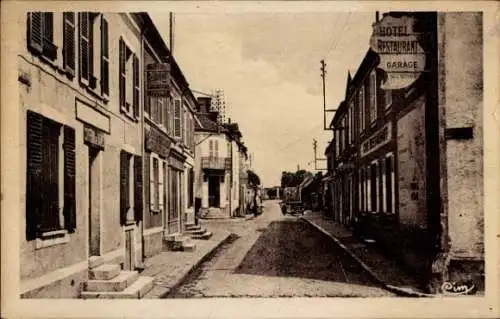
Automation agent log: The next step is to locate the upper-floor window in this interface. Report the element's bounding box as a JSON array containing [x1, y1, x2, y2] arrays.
[[349, 102, 354, 144], [79, 13, 109, 97], [27, 12, 57, 61], [384, 89, 392, 109], [358, 86, 365, 132], [174, 99, 182, 138], [369, 71, 377, 124], [119, 37, 139, 119]]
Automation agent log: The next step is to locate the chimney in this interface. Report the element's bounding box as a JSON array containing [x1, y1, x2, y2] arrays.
[[228, 118, 231, 124], [376, 11, 379, 22]]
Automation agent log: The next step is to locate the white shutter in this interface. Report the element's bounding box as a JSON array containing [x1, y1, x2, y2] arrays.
[[149, 155, 154, 210], [158, 159, 164, 212]]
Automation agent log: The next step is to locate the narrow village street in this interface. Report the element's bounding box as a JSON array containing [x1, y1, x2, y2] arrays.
[[168, 200, 394, 298]]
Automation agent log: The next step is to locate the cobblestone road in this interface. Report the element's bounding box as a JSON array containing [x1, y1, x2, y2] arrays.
[[168, 200, 395, 298]]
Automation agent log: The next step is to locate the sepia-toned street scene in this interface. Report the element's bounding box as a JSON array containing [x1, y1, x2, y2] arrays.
[[11, 9, 486, 300]]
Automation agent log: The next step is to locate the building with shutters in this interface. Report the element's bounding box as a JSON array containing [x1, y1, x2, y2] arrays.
[[324, 11, 484, 293], [194, 97, 248, 218], [18, 11, 154, 298], [131, 13, 198, 258]]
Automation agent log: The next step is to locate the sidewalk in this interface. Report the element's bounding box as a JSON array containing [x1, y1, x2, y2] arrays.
[[301, 211, 434, 297], [141, 228, 233, 298]]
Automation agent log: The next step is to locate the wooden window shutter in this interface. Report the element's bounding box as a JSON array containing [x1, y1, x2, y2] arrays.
[[119, 150, 129, 225], [28, 12, 43, 53], [174, 100, 181, 138], [119, 38, 126, 111], [133, 54, 140, 119], [26, 111, 44, 240], [63, 12, 76, 74], [144, 153, 150, 222], [63, 125, 76, 232], [181, 106, 185, 143], [78, 12, 90, 84], [134, 155, 143, 223], [100, 15, 109, 96]]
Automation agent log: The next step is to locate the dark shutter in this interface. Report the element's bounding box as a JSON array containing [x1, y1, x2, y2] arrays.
[[26, 111, 44, 240], [100, 15, 109, 96], [79, 12, 90, 83], [28, 12, 43, 53], [134, 155, 143, 223], [144, 153, 150, 223], [63, 125, 77, 232], [133, 54, 140, 118], [120, 150, 129, 225], [119, 38, 126, 110], [63, 12, 76, 73]]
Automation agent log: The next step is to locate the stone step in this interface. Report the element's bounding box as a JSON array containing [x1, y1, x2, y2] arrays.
[[185, 224, 202, 231], [89, 264, 121, 280], [88, 255, 106, 269], [81, 276, 154, 299], [182, 242, 196, 252], [164, 235, 193, 251], [184, 228, 206, 235], [84, 271, 138, 292], [190, 231, 213, 240]]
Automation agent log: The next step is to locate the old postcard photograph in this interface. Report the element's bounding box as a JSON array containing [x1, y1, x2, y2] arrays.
[[1, 1, 499, 318]]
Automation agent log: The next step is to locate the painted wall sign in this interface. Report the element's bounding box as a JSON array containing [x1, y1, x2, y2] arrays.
[[146, 63, 171, 97], [370, 15, 426, 89], [84, 124, 105, 149], [361, 123, 391, 157]]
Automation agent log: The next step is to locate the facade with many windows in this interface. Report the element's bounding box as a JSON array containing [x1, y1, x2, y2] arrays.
[[325, 11, 484, 293], [17, 11, 200, 298], [134, 13, 197, 258], [19, 12, 145, 297]]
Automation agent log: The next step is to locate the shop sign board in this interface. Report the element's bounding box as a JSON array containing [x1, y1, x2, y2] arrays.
[[146, 63, 171, 97], [370, 15, 426, 90]]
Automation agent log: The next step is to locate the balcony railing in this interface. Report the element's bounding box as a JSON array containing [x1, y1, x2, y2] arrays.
[[201, 156, 231, 170]]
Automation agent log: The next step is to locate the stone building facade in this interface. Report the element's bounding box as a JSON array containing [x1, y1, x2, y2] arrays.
[[325, 11, 484, 293]]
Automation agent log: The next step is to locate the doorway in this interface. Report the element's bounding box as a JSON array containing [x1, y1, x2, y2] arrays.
[[88, 147, 101, 257], [208, 175, 220, 207]]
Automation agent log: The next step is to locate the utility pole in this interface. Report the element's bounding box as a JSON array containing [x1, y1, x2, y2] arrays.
[[313, 139, 318, 170], [169, 12, 175, 55], [320, 59, 337, 130]]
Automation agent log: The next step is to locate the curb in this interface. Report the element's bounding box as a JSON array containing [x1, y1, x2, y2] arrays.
[[156, 231, 234, 298], [300, 217, 434, 298]]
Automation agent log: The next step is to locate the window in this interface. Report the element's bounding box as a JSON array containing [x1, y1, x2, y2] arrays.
[[346, 111, 350, 146], [365, 167, 370, 211], [385, 154, 395, 214], [78, 13, 108, 95], [350, 102, 354, 144], [359, 87, 365, 132], [209, 140, 214, 158], [120, 150, 142, 225], [188, 168, 194, 208], [370, 162, 378, 212], [27, 12, 57, 61], [359, 169, 364, 212], [369, 71, 377, 124], [215, 140, 219, 158], [152, 157, 159, 211], [26, 111, 76, 240], [174, 99, 181, 138], [385, 89, 392, 109], [119, 38, 139, 118], [62, 12, 76, 75]]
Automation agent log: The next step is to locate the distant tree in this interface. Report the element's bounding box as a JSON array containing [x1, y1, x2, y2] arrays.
[[281, 169, 309, 188], [247, 169, 261, 187]]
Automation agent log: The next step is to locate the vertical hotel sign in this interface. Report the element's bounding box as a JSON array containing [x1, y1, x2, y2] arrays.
[[370, 15, 426, 89], [146, 63, 171, 96]]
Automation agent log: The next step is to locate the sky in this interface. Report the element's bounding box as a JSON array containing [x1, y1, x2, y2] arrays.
[[150, 11, 375, 187]]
